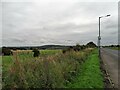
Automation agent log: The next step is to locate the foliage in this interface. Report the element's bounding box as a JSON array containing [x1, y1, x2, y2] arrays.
[[2, 49, 94, 88], [86, 42, 97, 48], [62, 46, 73, 54], [67, 49, 104, 88], [32, 48, 40, 57], [0, 48, 2, 55], [2, 47, 12, 56], [73, 44, 81, 51], [62, 44, 85, 54]]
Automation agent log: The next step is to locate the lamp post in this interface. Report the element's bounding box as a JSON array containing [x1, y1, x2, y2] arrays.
[[98, 14, 110, 59]]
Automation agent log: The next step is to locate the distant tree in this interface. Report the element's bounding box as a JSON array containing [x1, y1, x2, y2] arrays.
[[12, 47, 17, 50], [30, 47, 34, 50], [62, 49, 67, 54], [74, 44, 81, 51], [0, 48, 2, 55], [86, 42, 97, 48], [111, 45, 114, 47], [2, 47, 12, 56], [117, 45, 119, 47], [32, 48, 40, 57], [68, 46, 74, 51], [62, 46, 74, 54], [62, 44, 84, 54], [81, 45, 86, 50]]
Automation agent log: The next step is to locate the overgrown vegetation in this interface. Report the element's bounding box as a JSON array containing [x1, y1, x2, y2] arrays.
[[62, 43, 90, 54], [2, 47, 12, 56], [32, 48, 40, 57], [2, 49, 94, 88], [67, 49, 104, 88], [2, 42, 101, 88]]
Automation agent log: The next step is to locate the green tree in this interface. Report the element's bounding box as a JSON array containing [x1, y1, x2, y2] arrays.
[[86, 42, 96, 48], [2, 47, 12, 56], [74, 43, 81, 51], [32, 48, 40, 57]]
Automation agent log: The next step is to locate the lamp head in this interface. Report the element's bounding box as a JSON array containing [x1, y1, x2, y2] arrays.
[[106, 15, 111, 17]]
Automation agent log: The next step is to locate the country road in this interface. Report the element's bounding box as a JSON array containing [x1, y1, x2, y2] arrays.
[[101, 48, 119, 88]]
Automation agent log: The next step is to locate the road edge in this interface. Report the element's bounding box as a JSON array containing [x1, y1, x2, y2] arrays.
[[100, 55, 116, 89]]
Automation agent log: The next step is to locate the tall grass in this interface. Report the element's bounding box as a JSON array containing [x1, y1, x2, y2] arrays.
[[2, 49, 93, 88], [67, 49, 104, 88]]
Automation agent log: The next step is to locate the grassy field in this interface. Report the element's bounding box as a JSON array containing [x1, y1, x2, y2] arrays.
[[2, 48, 104, 88], [108, 47, 120, 50], [67, 49, 104, 88], [2, 50, 61, 69]]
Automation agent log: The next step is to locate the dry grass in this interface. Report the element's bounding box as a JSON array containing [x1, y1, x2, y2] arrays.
[[2, 49, 93, 88]]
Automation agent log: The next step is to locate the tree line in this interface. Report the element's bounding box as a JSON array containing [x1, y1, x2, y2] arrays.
[[2, 41, 97, 57]]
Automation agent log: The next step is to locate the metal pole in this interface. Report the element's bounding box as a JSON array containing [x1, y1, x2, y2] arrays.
[[99, 17, 101, 59], [98, 15, 110, 59]]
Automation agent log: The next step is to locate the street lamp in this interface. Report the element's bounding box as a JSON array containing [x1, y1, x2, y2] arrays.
[[98, 14, 111, 59]]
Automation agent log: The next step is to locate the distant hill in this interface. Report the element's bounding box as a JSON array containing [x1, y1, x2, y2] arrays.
[[38, 45, 71, 49], [2, 45, 72, 50], [2, 41, 97, 51]]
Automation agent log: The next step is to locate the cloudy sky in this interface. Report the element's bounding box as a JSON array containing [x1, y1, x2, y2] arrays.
[[1, 0, 119, 46]]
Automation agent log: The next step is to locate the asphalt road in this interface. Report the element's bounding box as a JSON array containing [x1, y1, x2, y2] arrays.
[[101, 48, 119, 88]]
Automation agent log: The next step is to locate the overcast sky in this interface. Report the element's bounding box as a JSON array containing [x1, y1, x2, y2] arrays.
[[1, 0, 119, 46]]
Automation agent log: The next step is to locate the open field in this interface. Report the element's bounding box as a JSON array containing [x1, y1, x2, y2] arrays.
[[2, 48, 104, 88], [2, 50, 61, 69], [108, 47, 120, 50]]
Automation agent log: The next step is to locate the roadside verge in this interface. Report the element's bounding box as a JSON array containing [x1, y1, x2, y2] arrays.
[[67, 49, 104, 88]]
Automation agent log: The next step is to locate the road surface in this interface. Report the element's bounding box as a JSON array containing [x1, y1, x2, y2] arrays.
[[101, 48, 119, 88]]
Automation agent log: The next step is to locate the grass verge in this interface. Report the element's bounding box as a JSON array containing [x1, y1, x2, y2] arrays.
[[108, 47, 120, 50], [67, 49, 104, 88]]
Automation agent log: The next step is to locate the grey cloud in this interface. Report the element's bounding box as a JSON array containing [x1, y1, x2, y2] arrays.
[[109, 31, 118, 35], [105, 24, 118, 30], [2, 2, 118, 46]]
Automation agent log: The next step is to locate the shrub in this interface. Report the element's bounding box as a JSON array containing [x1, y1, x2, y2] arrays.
[[73, 44, 81, 52], [62, 44, 82, 54], [81, 45, 86, 50], [32, 48, 40, 57], [62, 46, 73, 54], [2, 47, 12, 56], [86, 42, 97, 48], [62, 49, 67, 54]]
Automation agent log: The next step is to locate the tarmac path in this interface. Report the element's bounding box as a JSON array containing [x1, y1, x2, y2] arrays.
[[101, 48, 119, 88]]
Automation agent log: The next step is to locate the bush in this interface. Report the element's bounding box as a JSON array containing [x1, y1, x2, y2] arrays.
[[62, 44, 82, 54], [73, 44, 82, 52], [81, 45, 86, 50], [2, 47, 12, 56], [62, 49, 67, 54], [62, 46, 73, 54], [86, 42, 96, 48], [32, 48, 40, 57]]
